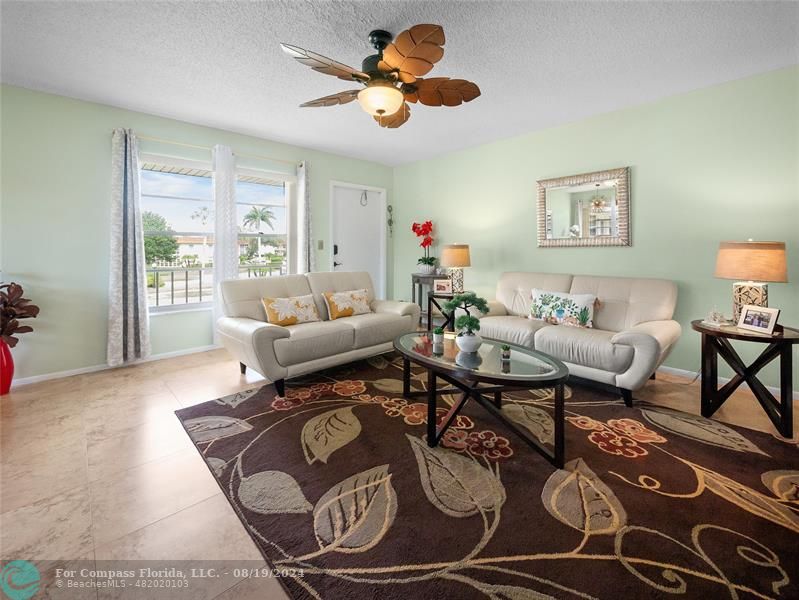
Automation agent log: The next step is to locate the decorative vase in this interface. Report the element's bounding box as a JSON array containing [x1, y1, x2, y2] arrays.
[[456, 333, 482, 353], [432, 332, 444, 344], [1, 339, 13, 395], [418, 264, 436, 275]]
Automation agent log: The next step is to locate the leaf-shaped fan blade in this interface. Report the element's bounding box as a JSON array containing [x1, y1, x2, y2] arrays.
[[374, 103, 411, 128], [300, 90, 361, 108], [281, 43, 368, 82], [414, 77, 481, 107], [378, 24, 445, 83]]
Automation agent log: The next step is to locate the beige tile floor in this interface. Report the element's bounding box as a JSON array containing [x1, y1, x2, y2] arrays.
[[1, 348, 796, 599]]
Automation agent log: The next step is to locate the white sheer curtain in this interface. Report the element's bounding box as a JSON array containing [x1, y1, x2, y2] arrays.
[[296, 161, 315, 274], [212, 145, 239, 336], [107, 128, 150, 366]]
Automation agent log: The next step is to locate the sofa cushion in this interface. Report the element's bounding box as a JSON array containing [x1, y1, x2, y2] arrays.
[[306, 272, 376, 320], [273, 320, 354, 366], [338, 312, 413, 349], [569, 275, 677, 332], [262, 294, 320, 326], [534, 326, 634, 373], [530, 289, 596, 327], [478, 316, 551, 348], [323, 289, 372, 320], [220, 275, 312, 321], [495, 272, 573, 316]]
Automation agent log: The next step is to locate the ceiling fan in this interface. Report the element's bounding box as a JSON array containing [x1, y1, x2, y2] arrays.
[[281, 25, 480, 128]]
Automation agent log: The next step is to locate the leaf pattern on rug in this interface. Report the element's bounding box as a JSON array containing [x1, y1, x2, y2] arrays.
[[184, 416, 253, 443], [474, 583, 556, 600], [761, 470, 799, 502], [373, 378, 406, 393], [641, 407, 767, 455], [313, 465, 397, 553], [238, 471, 312, 515], [408, 434, 506, 517], [542, 458, 627, 536], [207, 457, 227, 477], [215, 388, 260, 408], [700, 469, 799, 533], [503, 404, 554, 445], [301, 406, 362, 464]]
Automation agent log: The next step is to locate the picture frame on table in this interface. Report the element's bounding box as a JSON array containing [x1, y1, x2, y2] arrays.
[[737, 305, 780, 335], [434, 279, 453, 294]]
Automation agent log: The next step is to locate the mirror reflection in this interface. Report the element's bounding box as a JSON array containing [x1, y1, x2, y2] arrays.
[[545, 181, 618, 240]]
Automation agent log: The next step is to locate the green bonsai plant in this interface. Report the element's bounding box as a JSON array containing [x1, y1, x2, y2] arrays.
[[443, 292, 489, 337]]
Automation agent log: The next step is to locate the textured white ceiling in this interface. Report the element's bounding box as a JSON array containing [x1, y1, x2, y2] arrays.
[[2, 1, 797, 166]]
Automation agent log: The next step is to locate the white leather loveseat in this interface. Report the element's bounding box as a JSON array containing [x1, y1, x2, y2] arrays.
[[216, 271, 419, 395], [472, 272, 681, 404]]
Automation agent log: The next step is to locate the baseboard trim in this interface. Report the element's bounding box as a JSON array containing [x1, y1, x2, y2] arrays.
[[10, 344, 221, 389], [656, 365, 798, 401]]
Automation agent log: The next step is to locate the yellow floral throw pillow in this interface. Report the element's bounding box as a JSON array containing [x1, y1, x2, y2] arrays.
[[261, 294, 320, 326], [322, 288, 371, 320]]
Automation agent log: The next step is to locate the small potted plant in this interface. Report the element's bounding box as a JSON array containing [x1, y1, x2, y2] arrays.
[[412, 220, 436, 274], [1, 282, 41, 395], [501, 344, 511, 361], [432, 326, 444, 344], [443, 292, 489, 353]]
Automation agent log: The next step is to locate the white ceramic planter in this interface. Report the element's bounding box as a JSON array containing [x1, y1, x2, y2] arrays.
[[456, 333, 482, 353], [417, 264, 436, 275]]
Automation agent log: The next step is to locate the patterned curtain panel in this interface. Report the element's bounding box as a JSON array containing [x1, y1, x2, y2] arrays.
[[212, 145, 239, 335], [296, 161, 315, 274], [107, 128, 150, 366]]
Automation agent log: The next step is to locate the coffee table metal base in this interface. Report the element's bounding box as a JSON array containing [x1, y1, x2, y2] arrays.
[[402, 358, 565, 469]]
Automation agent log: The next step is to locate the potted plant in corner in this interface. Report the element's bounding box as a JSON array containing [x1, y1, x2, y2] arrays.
[[443, 292, 489, 353], [1, 282, 41, 395], [412, 220, 436, 274]]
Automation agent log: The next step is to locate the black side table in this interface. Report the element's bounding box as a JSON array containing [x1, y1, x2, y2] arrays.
[[427, 292, 456, 332], [691, 320, 798, 437], [411, 273, 450, 325]]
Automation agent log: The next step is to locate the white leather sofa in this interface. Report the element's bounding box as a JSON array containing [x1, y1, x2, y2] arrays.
[[216, 271, 419, 395], [469, 272, 681, 404]]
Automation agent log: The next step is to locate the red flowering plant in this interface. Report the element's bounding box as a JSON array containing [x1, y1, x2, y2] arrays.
[[411, 221, 436, 266]]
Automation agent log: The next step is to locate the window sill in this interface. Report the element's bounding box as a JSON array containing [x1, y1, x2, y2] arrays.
[[149, 305, 213, 316]]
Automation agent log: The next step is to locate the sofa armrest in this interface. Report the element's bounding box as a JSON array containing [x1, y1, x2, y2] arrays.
[[611, 320, 682, 390], [455, 300, 508, 320], [216, 317, 290, 381], [612, 320, 682, 355], [371, 299, 420, 319]]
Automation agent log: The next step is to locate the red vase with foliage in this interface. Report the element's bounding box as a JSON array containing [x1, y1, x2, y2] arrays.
[[1, 283, 41, 394]]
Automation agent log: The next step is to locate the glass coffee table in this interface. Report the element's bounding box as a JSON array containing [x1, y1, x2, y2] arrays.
[[393, 332, 569, 468]]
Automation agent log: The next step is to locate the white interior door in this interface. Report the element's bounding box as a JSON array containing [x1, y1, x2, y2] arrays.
[[330, 182, 387, 298]]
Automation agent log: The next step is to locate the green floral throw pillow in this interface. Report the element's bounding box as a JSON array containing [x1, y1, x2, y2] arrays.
[[530, 289, 597, 328]]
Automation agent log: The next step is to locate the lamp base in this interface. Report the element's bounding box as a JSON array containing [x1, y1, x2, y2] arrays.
[[449, 268, 464, 293], [732, 281, 768, 322]]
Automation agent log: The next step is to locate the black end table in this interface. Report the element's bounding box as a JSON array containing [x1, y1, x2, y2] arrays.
[[691, 320, 798, 437], [411, 273, 450, 325], [427, 291, 456, 332]]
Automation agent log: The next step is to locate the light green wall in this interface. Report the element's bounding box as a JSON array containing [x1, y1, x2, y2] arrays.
[[392, 66, 799, 388], [0, 85, 393, 379]]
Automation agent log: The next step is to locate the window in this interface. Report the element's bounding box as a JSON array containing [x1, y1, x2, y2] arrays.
[[140, 157, 291, 311]]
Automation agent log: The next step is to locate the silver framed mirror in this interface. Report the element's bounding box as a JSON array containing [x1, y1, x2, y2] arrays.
[[537, 167, 630, 247]]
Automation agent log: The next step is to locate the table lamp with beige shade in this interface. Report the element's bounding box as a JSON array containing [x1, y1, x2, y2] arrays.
[[440, 244, 471, 293], [714, 240, 787, 321]]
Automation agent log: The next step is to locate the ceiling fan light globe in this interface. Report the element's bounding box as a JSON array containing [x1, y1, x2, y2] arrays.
[[357, 84, 404, 117]]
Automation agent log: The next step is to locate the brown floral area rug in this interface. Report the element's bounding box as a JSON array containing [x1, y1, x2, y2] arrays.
[[175, 353, 799, 600]]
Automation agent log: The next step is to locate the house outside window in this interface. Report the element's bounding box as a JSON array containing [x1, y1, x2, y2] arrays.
[[140, 156, 292, 312]]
